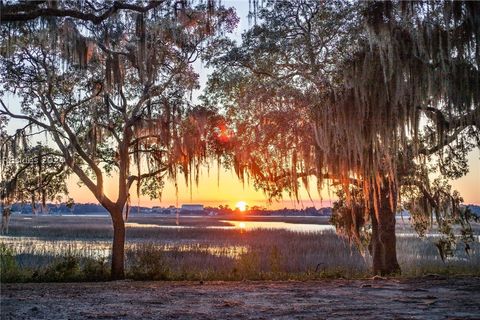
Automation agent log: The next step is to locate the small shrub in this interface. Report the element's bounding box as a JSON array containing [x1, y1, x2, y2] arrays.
[[127, 244, 170, 280], [0, 244, 24, 282], [83, 257, 109, 281], [42, 255, 81, 282]]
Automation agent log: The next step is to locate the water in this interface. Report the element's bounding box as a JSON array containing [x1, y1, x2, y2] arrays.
[[0, 236, 247, 259], [125, 219, 336, 232], [0, 216, 333, 261], [222, 220, 335, 232], [3, 215, 477, 263]]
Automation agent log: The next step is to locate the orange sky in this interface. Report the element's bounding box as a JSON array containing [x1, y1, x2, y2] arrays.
[[449, 150, 480, 206], [67, 150, 480, 209], [67, 164, 335, 210]]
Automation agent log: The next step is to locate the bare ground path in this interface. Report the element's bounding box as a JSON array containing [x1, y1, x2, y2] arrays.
[[2, 277, 480, 320]]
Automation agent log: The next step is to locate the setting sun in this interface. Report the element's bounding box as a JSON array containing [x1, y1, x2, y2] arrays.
[[236, 201, 248, 212]]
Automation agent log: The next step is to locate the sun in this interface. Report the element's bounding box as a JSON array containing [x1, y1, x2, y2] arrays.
[[235, 201, 248, 212]]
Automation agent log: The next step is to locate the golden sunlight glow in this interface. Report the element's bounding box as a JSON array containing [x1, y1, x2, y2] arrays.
[[239, 222, 246, 229], [236, 201, 248, 212]]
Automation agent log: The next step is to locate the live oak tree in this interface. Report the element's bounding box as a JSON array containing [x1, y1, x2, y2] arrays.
[[338, 1, 480, 273], [0, 0, 238, 279], [0, 137, 70, 233], [205, 0, 480, 275]]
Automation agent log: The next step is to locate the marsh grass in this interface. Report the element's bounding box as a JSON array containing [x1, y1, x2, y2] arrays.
[[1, 215, 479, 282]]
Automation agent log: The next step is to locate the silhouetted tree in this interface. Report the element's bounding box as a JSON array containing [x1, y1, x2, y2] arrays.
[[0, 0, 238, 279], [205, 0, 480, 275], [0, 137, 70, 233]]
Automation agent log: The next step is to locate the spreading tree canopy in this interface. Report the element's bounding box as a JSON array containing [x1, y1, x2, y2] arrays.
[[205, 0, 480, 274], [0, 0, 238, 279]]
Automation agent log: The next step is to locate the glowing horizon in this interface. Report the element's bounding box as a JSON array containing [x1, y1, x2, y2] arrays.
[[64, 151, 480, 210], [66, 164, 337, 210]]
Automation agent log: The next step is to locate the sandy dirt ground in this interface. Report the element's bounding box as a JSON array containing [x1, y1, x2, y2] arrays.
[[1, 277, 480, 320]]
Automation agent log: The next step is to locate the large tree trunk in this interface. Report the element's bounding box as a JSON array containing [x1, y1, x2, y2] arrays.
[[111, 213, 126, 280], [377, 204, 400, 275], [370, 183, 401, 276], [370, 209, 384, 275]]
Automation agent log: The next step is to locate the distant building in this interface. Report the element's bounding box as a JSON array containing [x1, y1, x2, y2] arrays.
[[180, 204, 204, 214], [151, 206, 177, 214]]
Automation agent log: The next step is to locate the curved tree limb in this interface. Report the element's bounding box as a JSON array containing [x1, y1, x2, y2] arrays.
[[1, 1, 166, 24]]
